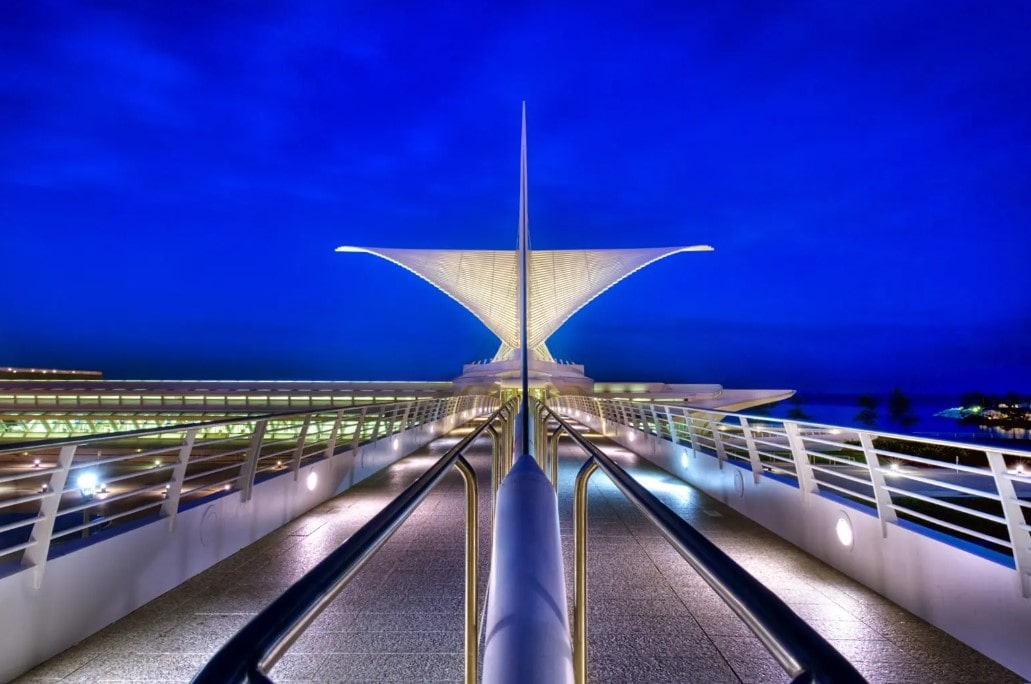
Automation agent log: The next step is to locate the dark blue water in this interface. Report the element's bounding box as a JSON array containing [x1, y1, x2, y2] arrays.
[[759, 392, 1029, 442]]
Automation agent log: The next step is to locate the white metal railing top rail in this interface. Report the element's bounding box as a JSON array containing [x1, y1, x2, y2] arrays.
[[552, 395, 1031, 598], [0, 391, 447, 411], [0, 395, 495, 587]]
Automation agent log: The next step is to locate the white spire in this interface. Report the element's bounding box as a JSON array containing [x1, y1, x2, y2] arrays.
[[336, 106, 715, 358]]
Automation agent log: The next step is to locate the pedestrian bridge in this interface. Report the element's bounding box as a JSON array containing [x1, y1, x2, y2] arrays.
[[1, 395, 1029, 682]]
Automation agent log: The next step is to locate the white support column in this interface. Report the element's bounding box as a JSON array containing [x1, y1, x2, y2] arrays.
[[290, 415, 313, 480], [784, 422, 818, 502], [859, 432, 897, 535], [739, 417, 762, 484], [986, 450, 1031, 598], [23, 444, 77, 588], [709, 420, 727, 469], [237, 419, 267, 503], [161, 428, 197, 531]]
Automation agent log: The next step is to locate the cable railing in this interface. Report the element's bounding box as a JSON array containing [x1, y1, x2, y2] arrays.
[[192, 398, 517, 684], [552, 395, 1031, 598], [536, 399, 866, 684], [0, 396, 493, 584]]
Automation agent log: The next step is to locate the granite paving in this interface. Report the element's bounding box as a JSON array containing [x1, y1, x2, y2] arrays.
[[13, 417, 1025, 683]]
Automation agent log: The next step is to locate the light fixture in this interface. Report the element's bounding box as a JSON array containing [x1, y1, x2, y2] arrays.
[[306, 470, 318, 491], [223, 484, 231, 492], [77, 472, 98, 498], [835, 512, 854, 549], [276, 460, 283, 468], [154, 459, 161, 467], [33, 458, 41, 468]]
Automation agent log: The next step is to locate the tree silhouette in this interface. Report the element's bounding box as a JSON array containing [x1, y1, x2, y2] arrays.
[[786, 394, 811, 421], [855, 394, 879, 427], [888, 388, 918, 427]]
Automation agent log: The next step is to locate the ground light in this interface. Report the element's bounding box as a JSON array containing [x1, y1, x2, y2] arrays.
[[835, 512, 854, 549], [306, 470, 318, 491]]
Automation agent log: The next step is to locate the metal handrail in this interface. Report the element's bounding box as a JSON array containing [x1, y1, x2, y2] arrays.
[[1, 396, 490, 588], [192, 398, 516, 684], [537, 401, 866, 684], [556, 396, 1031, 597]]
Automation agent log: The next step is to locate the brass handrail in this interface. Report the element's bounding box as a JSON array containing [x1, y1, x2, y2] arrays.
[[192, 399, 516, 684], [535, 400, 866, 684]]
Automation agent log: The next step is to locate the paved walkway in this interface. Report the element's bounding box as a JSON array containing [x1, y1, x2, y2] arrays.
[[14, 419, 1023, 683], [562, 427, 1022, 683]]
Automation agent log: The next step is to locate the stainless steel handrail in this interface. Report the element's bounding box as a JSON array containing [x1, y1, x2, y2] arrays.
[[536, 400, 866, 684], [191, 399, 517, 684]]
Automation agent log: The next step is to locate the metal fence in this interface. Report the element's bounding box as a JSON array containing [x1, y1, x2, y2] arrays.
[[551, 396, 1031, 597], [0, 396, 493, 584]]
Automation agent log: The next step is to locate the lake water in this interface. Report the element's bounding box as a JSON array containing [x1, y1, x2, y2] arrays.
[[758, 392, 1029, 443]]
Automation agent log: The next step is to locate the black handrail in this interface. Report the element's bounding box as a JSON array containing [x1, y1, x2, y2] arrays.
[[538, 400, 866, 684], [192, 399, 514, 684]]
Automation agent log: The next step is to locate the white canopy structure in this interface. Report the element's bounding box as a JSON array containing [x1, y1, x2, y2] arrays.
[[335, 245, 713, 361], [337, 104, 713, 364]]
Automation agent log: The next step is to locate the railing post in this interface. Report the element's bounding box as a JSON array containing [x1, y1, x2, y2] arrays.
[[23, 444, 77, 588], [453, 456, 479, 684], [162, 428, 197, 531], [290, 415, 313, 480], [369, 410, 383, 442], [985, 450, 1031, 597], [352, 407, 367, 453], [663, 406, 677, 444], [549, 428, 561, 490], [650, 404, 662, 438], [323, 410, 345, 460], [709, 419, 727, 469], [784, 422, 817, 502], [543, 405, 552, 463], [686, 414, 701, 455], [486, 423, 501, 501], [573, 458, 599, 684], [237, 419, 268, 503], [739, 417, 762, 484], [617, 400, 630, 429], [859, 432, 897, 535]]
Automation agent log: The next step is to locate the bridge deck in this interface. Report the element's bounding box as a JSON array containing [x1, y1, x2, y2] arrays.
[[14, 421, 1020, 683]]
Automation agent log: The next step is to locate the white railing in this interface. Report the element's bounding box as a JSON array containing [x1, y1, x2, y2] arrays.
[[0, 388, 448, 416], [551, 396, 1031, 597], [0, 395, 494, 583]]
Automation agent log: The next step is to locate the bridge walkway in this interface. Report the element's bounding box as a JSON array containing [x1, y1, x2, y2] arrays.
[[14, 420, 1021, 683]]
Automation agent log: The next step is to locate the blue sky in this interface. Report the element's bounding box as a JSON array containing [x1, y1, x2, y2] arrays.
[[1, 2, 1029, 396]]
